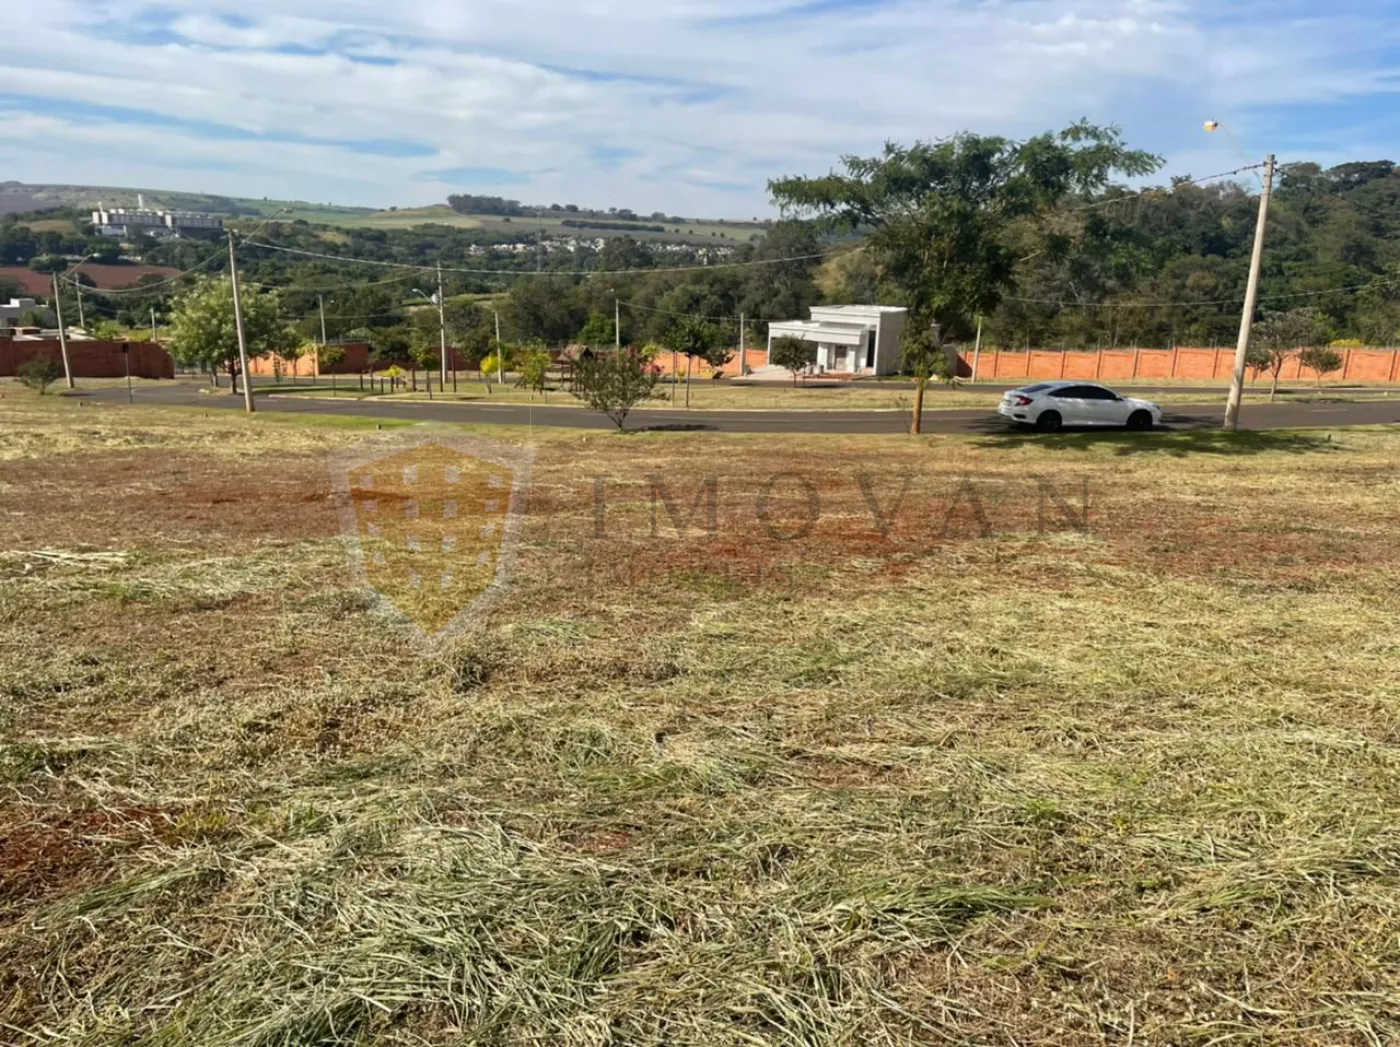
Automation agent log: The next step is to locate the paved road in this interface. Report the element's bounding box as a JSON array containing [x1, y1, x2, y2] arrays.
[[88, 381, 1400, 434]]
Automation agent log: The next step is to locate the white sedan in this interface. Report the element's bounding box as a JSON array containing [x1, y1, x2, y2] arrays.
[[998, 381, 1163, 432]]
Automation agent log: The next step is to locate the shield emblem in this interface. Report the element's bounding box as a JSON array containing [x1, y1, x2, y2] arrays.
[[329, 432, 533, 643]]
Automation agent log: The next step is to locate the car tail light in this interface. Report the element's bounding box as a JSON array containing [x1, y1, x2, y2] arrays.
[[1013, 395, 1034, 407]]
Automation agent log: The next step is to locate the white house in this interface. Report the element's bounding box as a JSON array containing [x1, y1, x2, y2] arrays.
[[766, 305, 908, 377], [0, 298, 38, 329]]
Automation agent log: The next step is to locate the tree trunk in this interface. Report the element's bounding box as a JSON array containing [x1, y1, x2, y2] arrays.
[[228, 361, 239, 395], [1270, 368, 1280, 403], [911, 377, 927, 434]]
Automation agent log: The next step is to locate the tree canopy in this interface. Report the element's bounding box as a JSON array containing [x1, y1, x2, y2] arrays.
[[769, 122, 1162, 338], [166, 277, 298, 378]]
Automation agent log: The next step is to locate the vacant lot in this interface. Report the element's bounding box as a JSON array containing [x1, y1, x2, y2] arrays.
[[3, 391, 1400, 1044]]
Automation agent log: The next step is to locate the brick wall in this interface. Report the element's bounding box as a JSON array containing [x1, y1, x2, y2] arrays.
[[0, 336, 175, 379], [247, 343, 481, 377], [959, 347, 1400, 384]]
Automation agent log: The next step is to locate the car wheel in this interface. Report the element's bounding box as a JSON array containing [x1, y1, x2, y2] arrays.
[[1034, 410, 1062, 433], [1127, 410, 1154, 431]]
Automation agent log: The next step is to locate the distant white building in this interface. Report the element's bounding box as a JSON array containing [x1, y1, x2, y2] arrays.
[[767, 305, 908, 377], [91, 196, 223, 240], [0, 297, 39, 329]]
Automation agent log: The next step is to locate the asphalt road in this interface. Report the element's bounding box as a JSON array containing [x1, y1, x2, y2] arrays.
[[85, 381, 1400, 434]]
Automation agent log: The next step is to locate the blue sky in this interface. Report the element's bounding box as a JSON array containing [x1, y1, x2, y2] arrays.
[[3, 0, 1400, 216]]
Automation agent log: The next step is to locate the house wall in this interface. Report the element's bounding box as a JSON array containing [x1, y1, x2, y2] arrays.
[[875, 312, 906, 376], [0, 335, 175, 379]]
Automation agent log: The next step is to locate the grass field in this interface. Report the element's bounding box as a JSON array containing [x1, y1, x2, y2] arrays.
[[4, 390, 1400, 1044], [324, 205, 768, 244]]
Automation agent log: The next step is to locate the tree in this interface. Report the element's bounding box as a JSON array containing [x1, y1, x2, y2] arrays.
[[578, 311, 615, 348], [900, 325, 954, 432], [1250, 309, 1328, 401], [166, 277, 298, 392], [769, 123, 1160, 386], [572, 348, 660, 430], [769, 335, 817, 387], [1299, 345, 1344, 389], [518, 347, 552, 400], [16, 354, 62, 394], [662, 316, 723, 407]]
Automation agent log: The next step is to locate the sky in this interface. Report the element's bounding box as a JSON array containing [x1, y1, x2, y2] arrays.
[[3, 0, 1400, 217]]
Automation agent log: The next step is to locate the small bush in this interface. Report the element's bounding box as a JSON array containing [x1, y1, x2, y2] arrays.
[[16, 355, 63, 394]]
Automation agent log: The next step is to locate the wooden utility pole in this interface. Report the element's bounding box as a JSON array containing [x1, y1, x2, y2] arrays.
[[228, 232, 255, 413], [1224, 155, 1275, 431], [51, 273, 74, 389]]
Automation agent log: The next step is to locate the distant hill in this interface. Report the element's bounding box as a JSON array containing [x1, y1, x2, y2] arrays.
[[1, 183, 771, 245], [3, 183, 377, 224]]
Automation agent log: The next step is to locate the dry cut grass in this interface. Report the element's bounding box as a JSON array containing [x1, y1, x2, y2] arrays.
[[3, 393, 1400, 1045]]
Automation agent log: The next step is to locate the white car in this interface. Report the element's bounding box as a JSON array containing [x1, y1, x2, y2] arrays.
[[998, 381, 1163, 432]]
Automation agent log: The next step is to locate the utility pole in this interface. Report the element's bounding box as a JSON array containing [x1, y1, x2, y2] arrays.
[[739, 313, 746, 376], [51, 273, 74, 389], [1224, 154, 1275, 431], [150, 306, 158, 344], [76, 285, 86, 331], [318, 295, 328, 346], [971, 316, 984, 384], [228, 231, 255, 414], [436, 264, 448, 388], [614, 295, 621, 349]]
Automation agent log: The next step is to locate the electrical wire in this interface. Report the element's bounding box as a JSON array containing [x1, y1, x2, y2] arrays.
[[618, 300, 743, 322], [238, 238, 841, 276], [1002, 272, 1400, 310]]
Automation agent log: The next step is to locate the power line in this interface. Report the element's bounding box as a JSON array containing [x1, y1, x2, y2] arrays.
[[618, 300, 743, 322], [238, 238, 840, 276], [1003, 271, 1400, 310]]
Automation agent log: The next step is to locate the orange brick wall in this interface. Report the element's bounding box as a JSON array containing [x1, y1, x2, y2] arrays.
[[961, 347, 1400, 384], [0, 336, 175, 379]]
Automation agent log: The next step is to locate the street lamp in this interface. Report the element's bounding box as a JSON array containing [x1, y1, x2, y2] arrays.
[[1206, 120, 1276, 431], [412, 284, 449, 390]]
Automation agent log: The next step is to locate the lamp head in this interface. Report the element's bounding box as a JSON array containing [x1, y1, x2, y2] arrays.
[[1204, 120, 1221, 132]]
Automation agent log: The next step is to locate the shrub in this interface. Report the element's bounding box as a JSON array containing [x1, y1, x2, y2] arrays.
[[16, 355, 63, 394]]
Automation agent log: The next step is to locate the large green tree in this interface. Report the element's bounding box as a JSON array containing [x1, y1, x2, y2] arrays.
[[166, 277, 298, 391], [769, 122, 1161, 339]]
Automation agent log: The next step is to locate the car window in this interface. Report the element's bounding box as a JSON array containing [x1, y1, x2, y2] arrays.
[[1081, 386, 1120, 400], [1020, 384, 1051, 394], [1051, 385, 1091, 398]]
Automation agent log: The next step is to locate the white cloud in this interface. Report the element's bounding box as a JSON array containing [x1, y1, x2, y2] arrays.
[[3, 0, 1399, 214]]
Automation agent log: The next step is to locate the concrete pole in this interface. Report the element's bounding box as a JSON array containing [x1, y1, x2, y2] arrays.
[[615, 295, 621, 349], [1224, 154, 1275, 431], [228, 232, 255, 413], [971, 316, 983, 383], [436, 264, 448, 387], [740, 312, 746, 376], [494, 308, 504, 385], [150, 307, 158, 343], [51, 272, 74, 389]]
